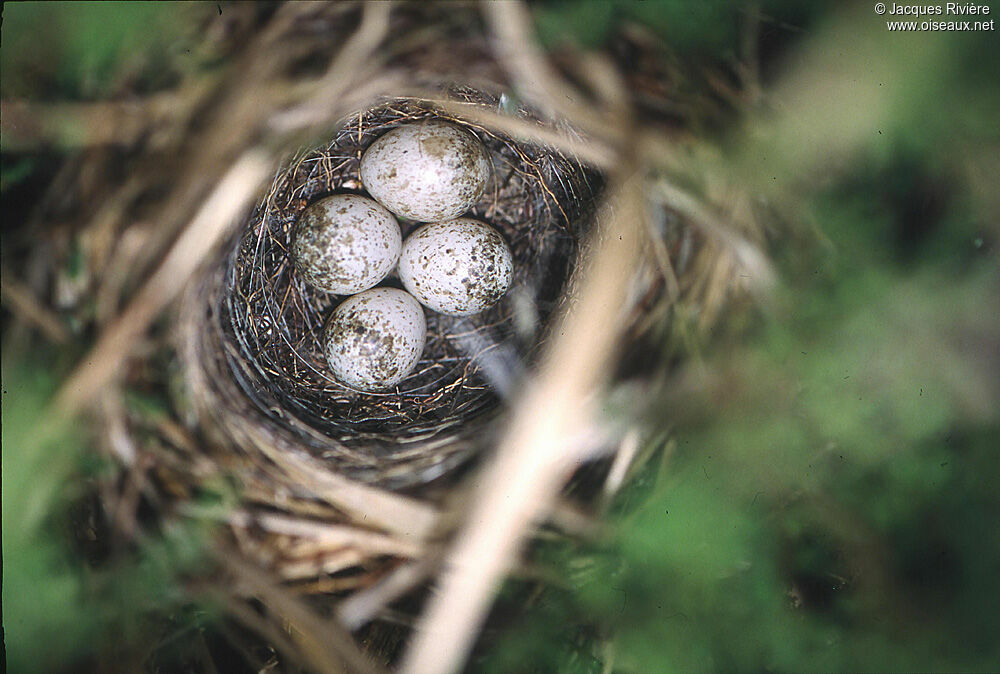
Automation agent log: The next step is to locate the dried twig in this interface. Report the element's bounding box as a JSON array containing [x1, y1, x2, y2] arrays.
[[430, 99, 617, 170], [0, 273, 71, 344], [401, 171, 646, 674], [601, 430, 641, 502], [0, 90, 205, 151], [224, 510, 424, 559], [482, 1, 623, 145], [648, 177, 775, 291], [53, 150, 275, 417], [337, 557, 438, 631], [218, 549, 384, 674], [248, 442, 440, 540], [269, 2, 393, 134]]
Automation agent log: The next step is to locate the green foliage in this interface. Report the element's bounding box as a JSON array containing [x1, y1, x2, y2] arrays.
[[478, 5, 1000, 673], [2, 366, 94, 671], [477, 178, 999, 673], [1, 156, 39, 192], [1, 363, 214, 672], [479, 580, 607, 674], [533, 0, 834, 56], [534, 0, 743, 52], [533, 0, 618, 50], [0, 1, 207, 99]]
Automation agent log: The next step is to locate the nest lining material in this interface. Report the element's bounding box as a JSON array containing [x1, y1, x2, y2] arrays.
[[184, 90, 600, 487]]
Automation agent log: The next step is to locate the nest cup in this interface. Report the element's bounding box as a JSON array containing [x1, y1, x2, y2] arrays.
[[183, 91, 600, 487]]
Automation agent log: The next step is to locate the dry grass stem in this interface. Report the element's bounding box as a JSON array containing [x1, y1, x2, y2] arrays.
[[225, 511, 424, 559], [602, 430, 641, 501], [0, 273, 71, 344], [338, 558, 437, 631], [0, 90, 205, 151], [268, 2, 392, 134], [53, 150, 275, 417], [430, 99, 618, 169], [250, 444, 440, 540], [218, 550, 384, 674], [649, 178, 775, 291], [401, 172, 646, 674], [483, 1, 624, 145]]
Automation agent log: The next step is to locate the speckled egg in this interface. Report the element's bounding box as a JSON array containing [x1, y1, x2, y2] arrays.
[[360, 120, 491, 222], [292, 194, 401, 295], [324, 288, 426, 391], [398, 218, 514, 316]]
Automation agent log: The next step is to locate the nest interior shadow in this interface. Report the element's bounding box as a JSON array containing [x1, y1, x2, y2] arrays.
[[193, 91, 600, 487]]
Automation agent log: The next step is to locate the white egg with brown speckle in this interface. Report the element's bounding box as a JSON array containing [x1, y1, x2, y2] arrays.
[[324, 288, 426, 391], [360, 120, 491, 222], [398, 218, 514, 316], [292, 194, 401, 294]]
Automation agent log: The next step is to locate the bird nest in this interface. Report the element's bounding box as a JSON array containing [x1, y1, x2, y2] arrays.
[[5, 3, 770, 670], [181, 89, 600, 488]]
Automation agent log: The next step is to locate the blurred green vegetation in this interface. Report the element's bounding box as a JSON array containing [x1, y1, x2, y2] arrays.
[[1, 4, 239, 671], [478, 166, 999, 672], [0, 1, 208, 100], [1, 365, 90, 671], [533, 0, 834, 55], [1, 362, 217, 672], [478, 4, 1000, 673], [1, 2, 215, 217]]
